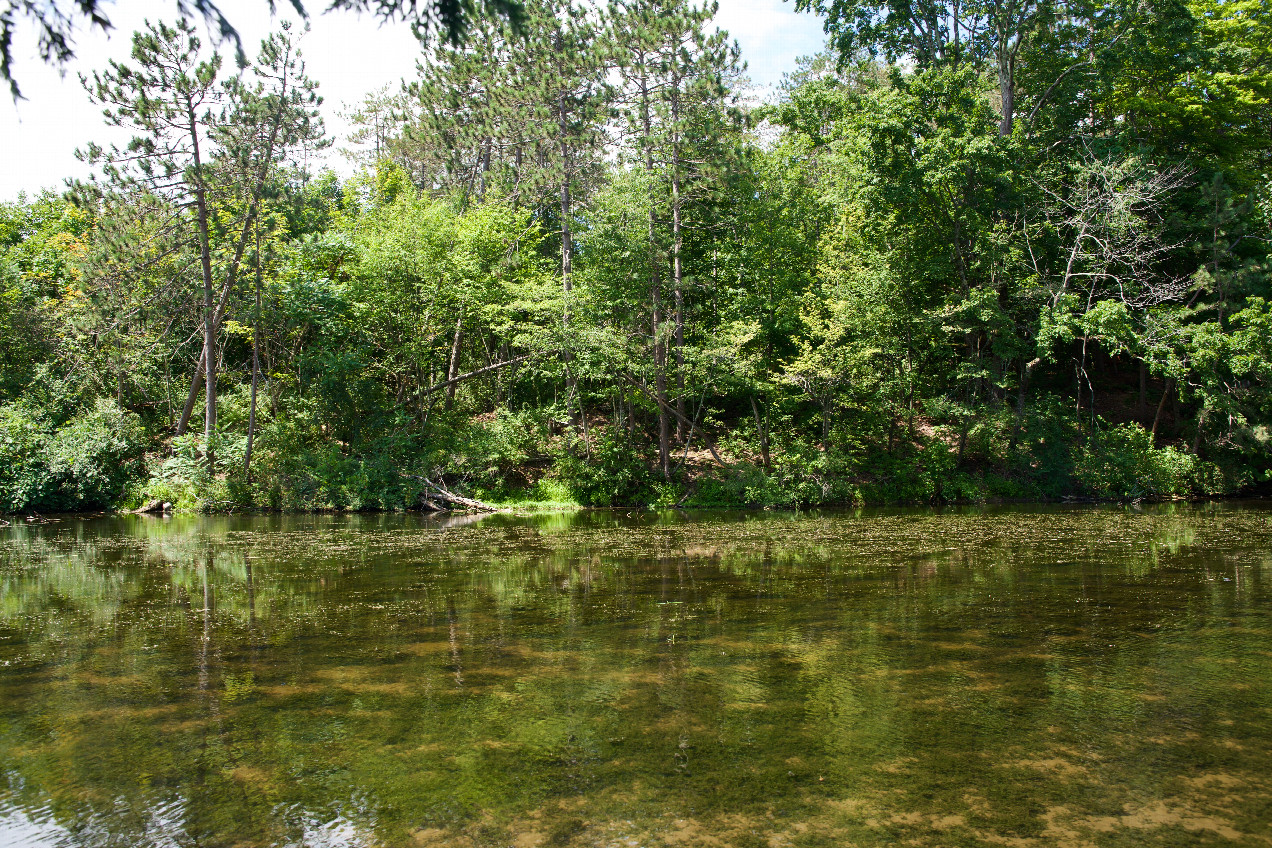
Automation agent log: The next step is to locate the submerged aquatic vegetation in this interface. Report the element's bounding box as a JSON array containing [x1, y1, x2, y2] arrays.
[[0, 505, 1270, 846]]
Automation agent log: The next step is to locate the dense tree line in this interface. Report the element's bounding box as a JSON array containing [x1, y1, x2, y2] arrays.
[[1, 0, 1269, 512]]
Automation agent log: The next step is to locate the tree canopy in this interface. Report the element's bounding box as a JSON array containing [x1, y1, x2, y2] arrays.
[[1, 0, 1269, 514]]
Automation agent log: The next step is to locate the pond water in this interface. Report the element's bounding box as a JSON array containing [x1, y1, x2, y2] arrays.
[[1, 505, 1270, 847]]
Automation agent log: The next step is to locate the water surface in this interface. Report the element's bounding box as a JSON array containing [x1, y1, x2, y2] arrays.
[[1, 505, 1270, 847]]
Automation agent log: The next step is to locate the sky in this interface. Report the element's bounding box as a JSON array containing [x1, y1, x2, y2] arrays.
[[0, 0, 827, 201]]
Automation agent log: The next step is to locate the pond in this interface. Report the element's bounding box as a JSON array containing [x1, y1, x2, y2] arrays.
[[1, 505, 1270, 847]]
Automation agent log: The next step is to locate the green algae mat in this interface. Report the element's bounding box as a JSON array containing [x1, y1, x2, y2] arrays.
[[1, 505, 1270, 847]]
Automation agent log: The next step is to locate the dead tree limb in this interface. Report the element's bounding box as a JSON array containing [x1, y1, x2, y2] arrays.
[[623, 373, 728, 468], [409, 476, 503, 512], [420, 354, 533, 397]]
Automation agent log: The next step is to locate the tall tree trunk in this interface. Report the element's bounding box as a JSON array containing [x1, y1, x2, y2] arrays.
[[1138, 361, 1148, 420], [189, 106, 217, 473], [655, 291, 669, 479], [1009, 358, 1040, 452], [1010, 378, 1027, 450], [176, 349, 205, 437], [670, 78, 686, 443], [751, 395, 770, 471], [479, 137, 492, 200], [557, 87, 579, 419], [638, 60, 670, 478], [445, 307, 464, 411], [998, 56, 1015, 136], [245, 231, 262, 480], [1192, 408, 1208, 455], [174, 247, 257, 440], [1151, 378, 1176, 441], [115, 332, 124, 405], [181, 47, 291, 454]]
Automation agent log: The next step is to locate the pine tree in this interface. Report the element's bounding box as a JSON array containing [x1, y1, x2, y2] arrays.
[[611, 0, 745, 476], [218, 24, 327, 477], [401, 0, 611, 417], [78, 20, 326, 471], [78, 19, 225, 469]]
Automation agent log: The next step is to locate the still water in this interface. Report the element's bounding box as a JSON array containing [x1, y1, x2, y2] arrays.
[[1, 505, 1270, 847]]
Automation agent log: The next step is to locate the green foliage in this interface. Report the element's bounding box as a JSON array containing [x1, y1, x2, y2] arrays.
[[436, 408, 553, 498], [141, 435, 226, 511], [47, 401, 147, 508], [0, 400, 144, 512], [557, 435, 656, 507], [0, 405, 54, 513], [493, 477, 578, 509], [686, 464, 769, 507], [5, 1, 1272, 514], [1074, 424, 1210, 500]]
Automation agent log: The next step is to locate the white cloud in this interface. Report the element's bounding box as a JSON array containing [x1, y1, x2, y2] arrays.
[[0, 1, 420, 199]]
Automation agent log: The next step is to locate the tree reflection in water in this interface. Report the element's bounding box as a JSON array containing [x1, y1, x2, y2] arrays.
[[0, 505, 1270, 847]]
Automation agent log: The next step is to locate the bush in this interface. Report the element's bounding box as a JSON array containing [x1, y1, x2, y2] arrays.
[[47, 401, 146, 508], [0, 404, 53, 512], [687, 463, 770, 507], [557, 434, 656, 507], [763, 441, 861, 506], [440, 408, 543, 495], [687, 441, 864, 509], [0, 400, 144, 512], [1074, 423, 1207, 500], [140, 432, 240, 511]]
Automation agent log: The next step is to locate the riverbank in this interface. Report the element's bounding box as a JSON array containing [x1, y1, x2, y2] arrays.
[[113, 437, 1247, 516], [3, 398, 1257, 517]]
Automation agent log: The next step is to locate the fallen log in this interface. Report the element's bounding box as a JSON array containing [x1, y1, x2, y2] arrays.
[[412, 477, 502, 513]]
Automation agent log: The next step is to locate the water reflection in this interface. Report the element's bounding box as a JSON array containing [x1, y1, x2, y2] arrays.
[[1, 505, 1270, 847]]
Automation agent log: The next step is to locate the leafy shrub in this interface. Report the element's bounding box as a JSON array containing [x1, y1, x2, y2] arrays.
[[1013, 394, 1081, 498], [1074, 423, 1206, 500], [763, 441, 861, 506], [0, 400, 144, 512], [141, 432, 242, 511], [688, 463, 770, 507], [528, 477, 575, 504], [496, 477, 578, 508], [47, 401, 146, 508], [557, 434, 656, 507], [688, 442, 863, 508], [440, 408, 542, 493], [0, 404, 52, 512]]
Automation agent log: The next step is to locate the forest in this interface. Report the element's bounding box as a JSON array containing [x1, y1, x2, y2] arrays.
[[0, 0, 1269, 513]]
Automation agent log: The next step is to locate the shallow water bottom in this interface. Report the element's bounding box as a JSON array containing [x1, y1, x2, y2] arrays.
[[1, 505, 1270, 846]]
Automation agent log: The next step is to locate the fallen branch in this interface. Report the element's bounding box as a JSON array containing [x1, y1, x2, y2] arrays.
[[420, 354, 533, 397], [623, 373, 728, 468], [410, 476, 503, 512]]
